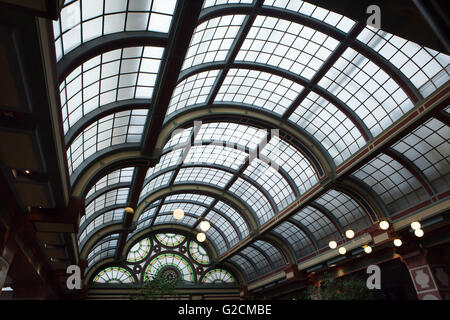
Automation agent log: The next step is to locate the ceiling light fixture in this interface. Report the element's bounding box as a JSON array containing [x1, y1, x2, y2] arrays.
[[393, 239, 402, 247], [329, 240, 337, 249], [414, 228, 424, 238], [199, 220, 211, 232], [196, 232, 206, 242], [345, 229, 355, 239], [379, 220, 390, 230], [338, 247, 346, 255], [411, 221, 421, 230], [364, 246, 372, 254], [173, 208, 184, 220]]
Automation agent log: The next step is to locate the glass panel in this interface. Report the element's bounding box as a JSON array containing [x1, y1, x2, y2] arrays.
[[165, 193, 215, 206], [358, 26, 450, 97], [195, 122, 268, 150], [86, 167, 135, 199], [261, 136, 318, 194], [264, 0, 355, 33], [392, 118, 450, 193], [182, 15, 246, 70], [252, 240, 285, 269], [229, 254, 257, 281], [214, 201, 249, 238], [83, 187, 129, 223], [126, 237, 151, 262], [189, 240, 210, 265], [87, 234, 119, 266], [145, 149, 183, 179], [55, 0, 176, 60], [59, 46, 162, 134], [204, 210, 240, 247], [67, 110, 148, 174], [159, 202, 207, 217], [183, 145, 247, 170], [93, 266, 134, 283], [244, 158, 295, 210], [289, 91, 366, 165], [315, 189, 371, 232], [203, 226, 227, 256], [216, 68, 304, 115], [79, 208, 124, 245], [318, 48, 414, 137], [144, 253, 194, 282], [153, 213, 198, 227], [271, 221, 314, 258], [155, 233, 186, 247], [175, 167, 233, 188], [240, 246, 272, 276], [237, 16, 339, 79], [203, 0, 253, 8], [201, 269, 235, 283], [353, 153, 428, 214], [168, 70, 220, 115], [229, 177, 274, 225], [291, 206, 339, 248], [139, 171, 174, 201]]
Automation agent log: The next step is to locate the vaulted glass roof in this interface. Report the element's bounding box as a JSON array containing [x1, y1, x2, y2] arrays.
[[52, 0, 450, 286]]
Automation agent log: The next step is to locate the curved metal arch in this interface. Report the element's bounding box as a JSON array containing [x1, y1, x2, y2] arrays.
[[197, 4, 422, 103], [135, 183, 259, 233], [71, 150, 152, 198], [157, 198, 245, 240], [85, 259, 138, 286], [70, 144, 143, 187], [80, 223, 129, 259], [87, 246, 117, 266], [153, 138, 300, 197], [330, 183, 384, 223], [57, 31, 169, 84], [153, 212, 232, 251], [79, 218, 127, 254], [86, 233, 121, 262], [122, 224, 219, 263], [270, 227, 316, 261], [341, 176, 391, 219], [383, 148, 436, 196], [230, 253, 260, 282], [247, 243, 275, 271], [286, 218, 319, 251], [307, 202, 345, 238], [65, 99, 151, 147], [159, 104, 333, 178], [258, 234, 296, 266], [220, 261, 246, 286], [140, 163, 279, 215], [80, 204, 127, 234], [178, 62, 373, 141], [85, 182, 131, 208]]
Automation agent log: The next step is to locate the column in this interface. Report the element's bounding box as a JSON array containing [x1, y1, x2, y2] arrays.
[[400, 246, 450, 300]]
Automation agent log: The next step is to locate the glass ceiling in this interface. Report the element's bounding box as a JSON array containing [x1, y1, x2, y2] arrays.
[[52, 0, 450, 285]]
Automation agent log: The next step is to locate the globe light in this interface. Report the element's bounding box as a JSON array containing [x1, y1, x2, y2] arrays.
[[199, 220, 211, 232], [411, 221, 421, 230], [329, 240, 337, 249], [124, 207, 134, 214], [173, 208, 184, 220], [414, 228, 424, 238], [379, 220, 390, 230], [364, 246, 372, 254], [345, 229, 355, 239], [338, 247, 347, 255], [196, 232, 206, 242], [393, 239, 402, 247]]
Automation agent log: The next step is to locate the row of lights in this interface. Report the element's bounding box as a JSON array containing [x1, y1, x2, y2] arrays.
[[328, 220, 425, 255], [173, 208, 210, 242]]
